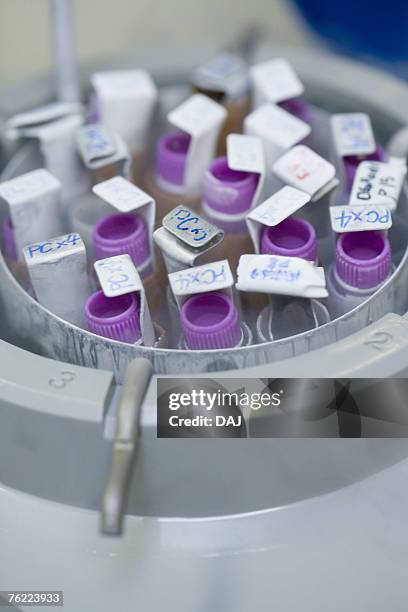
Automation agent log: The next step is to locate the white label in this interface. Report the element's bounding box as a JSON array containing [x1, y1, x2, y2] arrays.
[[0, 169, 60, 205], [236, 254, 328, 298], [330, 205, 392, 233], [94, 254, 155, 346], [95, 255, 142, 298], [246, 187, 311, 253], [225, 134, 265, 210], [0, 169, 63, 258], [92, 70, 156, 99], [168, 93, 227, 136], [248, 186, 311, 227], [163, 206, 223, 249], [91, 70, 158, 153], [168, 94, 227, 196], [77, 124, 130, 177], [92, 176, 153, 212], [23, 232, 90, 328], [23, 232, 84, 263], [349, 158, 406, 212], [273, 145, 336, 199], [331, 113, 376, 157], [196, 53, 241, 82], [169, 259, 233, 297], [8, 112, 90, 207], [244, 103, 310, 150], [192, 52, 247, 99], [77, 124, 117, 162], [226, 134, 265, 174], [250, 59, 304, 104]]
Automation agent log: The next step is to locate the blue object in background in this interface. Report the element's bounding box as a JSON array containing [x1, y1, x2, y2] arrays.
[[292, 0, 408, 62]]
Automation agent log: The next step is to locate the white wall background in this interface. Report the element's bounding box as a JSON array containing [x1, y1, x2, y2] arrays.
[[0, 0, 315, 84]]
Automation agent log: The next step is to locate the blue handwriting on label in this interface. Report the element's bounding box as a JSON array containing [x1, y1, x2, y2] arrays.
[[169, 208, 209, 242], [84, 126, 113, 155], [335, 207, 390, 230], [355, 164, 398, 203], [173, 264, 227, 292], [250, 257, 301, 283], [97, 258, 135, 293], [340, 117, 371, 149], [27, 233, 81, 258]]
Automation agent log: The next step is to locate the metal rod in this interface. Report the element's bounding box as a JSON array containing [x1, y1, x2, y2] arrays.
[[101, 358, 153, 536], [50, 0, 80, 102]]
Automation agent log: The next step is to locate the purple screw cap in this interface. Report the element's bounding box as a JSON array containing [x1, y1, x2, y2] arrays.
[[344, 144, 386, 191], [204, 156, 259, 216], [278, 97, 311, 124], [156, 131, 191, 187], [336, 230, 391, 290], [85, 290, 141, 343], [2, 217, 17, 260], [260, 217, 317, 262], [181, 291, 241, 350], [92, 213, 150, 270]]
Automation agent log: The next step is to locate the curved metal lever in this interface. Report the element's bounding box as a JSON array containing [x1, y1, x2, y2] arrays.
[[101, 358, 153, 536]]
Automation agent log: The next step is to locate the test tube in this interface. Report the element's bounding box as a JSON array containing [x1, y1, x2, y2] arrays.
[[92, 212, 167, 326], [90, 70, 158, 184], [201, 156, 258, 270], [326, 230, 392, 317], [69, 192, 113, 258], [85, 290, 141, 344], [243, 217, 318, 320], [23, 232, 92, 327], [93, 213, 151, 278], [256, 293, 330, 342], [179, 291, 250, 350], [256, 221, 329, 340], [250, 58, 312, 125], [260, 217, 317, 262], [190, 52, 250, 154], [343, 144, 386, 193], [144, 131, 201, 223]]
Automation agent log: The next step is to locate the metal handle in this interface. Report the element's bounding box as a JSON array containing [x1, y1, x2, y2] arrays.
[[101, 358, 153, 536]]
